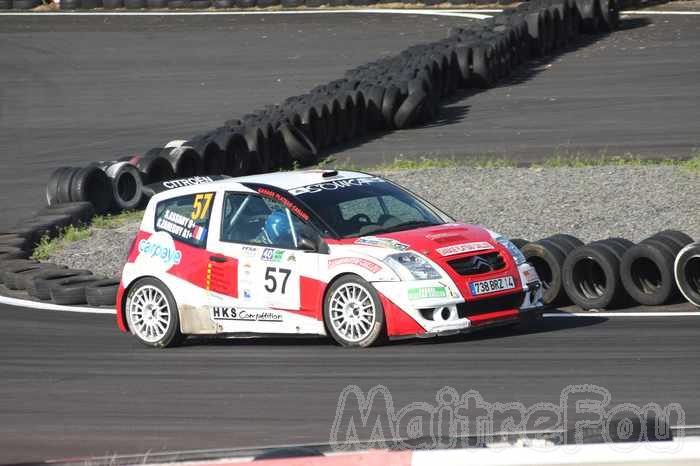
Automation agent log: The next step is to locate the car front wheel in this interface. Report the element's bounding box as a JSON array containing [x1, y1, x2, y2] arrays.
[[324, 275, 386, 348], [126, 277, 184, 348]]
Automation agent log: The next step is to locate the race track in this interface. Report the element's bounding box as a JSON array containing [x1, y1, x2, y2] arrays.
[[1, 303, 699, 463], [1, 9, 699, 464]]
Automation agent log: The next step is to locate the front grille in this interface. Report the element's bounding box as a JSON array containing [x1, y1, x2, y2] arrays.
[[448, 252, 506, 276], [457, 291, 524, 318]]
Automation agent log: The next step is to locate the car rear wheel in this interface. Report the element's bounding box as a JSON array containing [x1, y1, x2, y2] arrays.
[[324, 275, 385, 348], [126, 277, 184, 348]]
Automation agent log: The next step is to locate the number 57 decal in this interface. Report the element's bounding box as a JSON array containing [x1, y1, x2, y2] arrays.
[[265, 267, 291, 294], [192, 193, 214, 221]]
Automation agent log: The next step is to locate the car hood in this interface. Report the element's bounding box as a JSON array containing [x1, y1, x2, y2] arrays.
[[333, 223, 499, 260]]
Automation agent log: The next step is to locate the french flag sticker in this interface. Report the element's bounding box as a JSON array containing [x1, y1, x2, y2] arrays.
[[193, 225, 206, 242]]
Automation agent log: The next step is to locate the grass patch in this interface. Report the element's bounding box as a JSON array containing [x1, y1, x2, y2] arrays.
[[31, 210, 144, 261]]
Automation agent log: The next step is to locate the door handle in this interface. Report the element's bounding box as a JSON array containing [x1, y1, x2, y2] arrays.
[[210, 256, 227, 263]]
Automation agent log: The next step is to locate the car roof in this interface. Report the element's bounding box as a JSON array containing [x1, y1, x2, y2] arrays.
[[149, 170, 375, 202], [233, 169, 375, 191]]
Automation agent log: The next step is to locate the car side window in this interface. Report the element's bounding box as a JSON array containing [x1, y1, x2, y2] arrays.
[[220, 192, 310, 249], [154, 192, 215, 248]]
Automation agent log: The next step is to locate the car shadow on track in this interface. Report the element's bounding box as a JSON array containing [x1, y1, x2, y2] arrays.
[[180, 313, 607, 348]]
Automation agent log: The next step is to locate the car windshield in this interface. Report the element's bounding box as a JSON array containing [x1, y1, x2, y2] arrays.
[[292, 176, 447, 238]]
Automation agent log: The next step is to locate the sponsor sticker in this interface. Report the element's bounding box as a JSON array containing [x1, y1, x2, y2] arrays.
[[257, 187, 310, 221], [242, 246, 257, 257], [261, 248, 285, 262], [436, 241, 494, 257], [425, 232, 467, 244], [355, 236, 409, 251], [211, 307, 283, 322], [138, 238, 182, 267], [161, 176, 219, 190], [289, 177, 385, 195], [408, 286, 448, 300], [328, 257, 382, 273]]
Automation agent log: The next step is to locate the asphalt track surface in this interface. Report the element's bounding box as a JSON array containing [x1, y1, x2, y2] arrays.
[[1, 12, 699, 229], [0, 303, 698, 463], [1, 9, 700, 464]]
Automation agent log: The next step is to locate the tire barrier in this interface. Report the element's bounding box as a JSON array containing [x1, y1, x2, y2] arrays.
[[49, 275, 106, 305], [85, 278, 121, 307], [674, 242, 700, 308], [27, 269, 94, 300], [38, 0, 620, 225], [620, 230, 694, 306], [521, 234, 584, 305], [562, 238, 634, 310], [101, 162, 145, 212]]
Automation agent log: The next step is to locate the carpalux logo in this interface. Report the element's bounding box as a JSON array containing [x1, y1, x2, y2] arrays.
[[136, 231, 182, 270]]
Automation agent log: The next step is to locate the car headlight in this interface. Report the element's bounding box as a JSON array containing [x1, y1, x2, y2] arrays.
[[496, 236, 527, 265], [384, 253, 442, 281]]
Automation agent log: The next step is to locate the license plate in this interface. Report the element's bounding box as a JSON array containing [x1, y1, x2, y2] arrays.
[[470, 276, 515, 296]]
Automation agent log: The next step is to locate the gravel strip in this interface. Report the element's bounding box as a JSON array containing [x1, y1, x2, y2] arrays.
[[47, 166, 700, 278]]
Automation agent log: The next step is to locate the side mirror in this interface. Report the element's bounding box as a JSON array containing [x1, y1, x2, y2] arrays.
[[298, 236, 317, 252]]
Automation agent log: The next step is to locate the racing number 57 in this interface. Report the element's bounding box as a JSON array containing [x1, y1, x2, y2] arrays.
[[265, 267, 291, 294], [191, 193, 214, 221]]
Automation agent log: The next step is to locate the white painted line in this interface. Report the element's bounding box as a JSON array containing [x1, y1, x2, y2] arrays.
[[0, 8, 494, 18], [622, 10, 700, 15], [0, 295, 116, 315], [544, 311, 700, 317]]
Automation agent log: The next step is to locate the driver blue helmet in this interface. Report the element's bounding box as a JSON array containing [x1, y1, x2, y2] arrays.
[[264, 210, 292, 244]]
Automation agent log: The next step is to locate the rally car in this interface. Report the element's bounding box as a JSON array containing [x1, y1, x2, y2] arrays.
[[116, 170, 543, 348]]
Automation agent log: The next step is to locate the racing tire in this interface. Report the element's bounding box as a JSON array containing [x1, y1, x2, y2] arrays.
[[0, 259, 38, 272], [652, 230, 694, 251], [393, 89, 428, 130], [0, 246, 29, 262], [279, 123, 318, 164], [27, 269, 93, 300], [46, 167, 72, 206], [125, 277, 185, 348], [136, 154, 176, 184], [49, 275, 105, 305], [11, 0, 39, 8], [124, 0, 146, 7], [85, 278, 121, 307], [1, 262, 45, 287], [147, 0, 168, 6], [0, 234, 31, 250], [620, 241, 677, 306], [521, 239, 568, 305], [69, 165, 114, 215], [56, 167, 81, 204], [213, 0, 233, 6], [562, 243, 626, 310], [7, 264, 65, 291], [674, 243, 700, 307], [0, 0, 12, 9], [323, 275, 386, 348], [103, 162, 144, 212], [381, 86, 402, 130], [547, 234, 584, 251]]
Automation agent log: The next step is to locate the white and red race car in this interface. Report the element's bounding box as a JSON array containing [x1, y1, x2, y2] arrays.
[[116, 170, 543, 348]]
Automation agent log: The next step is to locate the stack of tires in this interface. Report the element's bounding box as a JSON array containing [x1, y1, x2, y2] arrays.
[[40, 0, 620, 223], [0, 259, 119, 306], [515, 230, 696, 310]]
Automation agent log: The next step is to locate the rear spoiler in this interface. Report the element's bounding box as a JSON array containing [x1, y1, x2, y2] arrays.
[[143, 175, 231, 198]]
